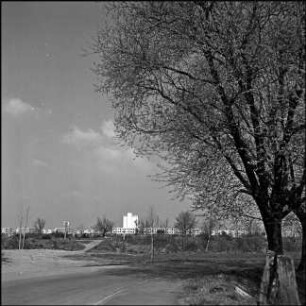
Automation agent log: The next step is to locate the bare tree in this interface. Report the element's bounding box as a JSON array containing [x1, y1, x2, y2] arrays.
[[200, 210, 218, 252], [146, 206, 159, 263], [34, 217, 46, 234], [174, 211, 197, 236], [175, 211, 197, 250], [92, 2, 305, 260], [94, 217, 114, 237], [160, 217, 170, 230], [17, 208, 24, 251], [21, 206, 30, 249]]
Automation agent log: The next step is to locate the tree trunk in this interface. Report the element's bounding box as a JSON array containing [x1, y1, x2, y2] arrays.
[[294, 210, 306, 272], [150, 228, 154, 263], [263, 218, 284, 255], [258, 252, 300, 305], [18, 230, 22, 250], [205, 234, 211, 252], [298, 221, 306, 272]]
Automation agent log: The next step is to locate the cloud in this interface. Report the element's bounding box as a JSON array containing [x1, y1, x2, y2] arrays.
[[32, 159, 49, 168], [101, 120, 116, 138], [62, 120, 155, 175], [4, 98, 35, 117], [62, 126, 102, 148]]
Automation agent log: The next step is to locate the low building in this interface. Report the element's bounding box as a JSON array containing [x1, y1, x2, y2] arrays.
[[191, 228, 203, 236], [53, 227, 72, 234], [112, 227, 137, 235], [112, 226, 181, 235], [42, 229, 53, 234], [1, 227, 14, 236], [15, 227, 35, 234], [83, 228, 95, 235], [211, 229, 249, 237], [165, 227, 179, 235]]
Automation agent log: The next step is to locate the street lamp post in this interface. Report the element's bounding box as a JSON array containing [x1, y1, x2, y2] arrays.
[[62, 221, 70, 240]]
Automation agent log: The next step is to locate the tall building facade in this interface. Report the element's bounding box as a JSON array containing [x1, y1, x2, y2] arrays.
[[123, 212, 139, 229]]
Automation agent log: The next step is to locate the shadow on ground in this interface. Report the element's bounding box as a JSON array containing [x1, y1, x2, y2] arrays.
[[1, 252, 11, 264], [63, 251, 305, 305]]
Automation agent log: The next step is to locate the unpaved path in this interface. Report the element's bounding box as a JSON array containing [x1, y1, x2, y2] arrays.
[[75, 239, 104, 252], [1, 243, 184, 305], [2, 268, 183, 305], [1, 239, 103, 282]]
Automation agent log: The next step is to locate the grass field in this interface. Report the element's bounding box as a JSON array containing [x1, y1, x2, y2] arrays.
[[63, 246, 305, 305], [2, 235, 304, 305]]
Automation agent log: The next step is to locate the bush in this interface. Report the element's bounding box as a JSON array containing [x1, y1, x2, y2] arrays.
[[51, 238, 85, 251], [164, 242, 179, 253], [154, 235, 170, 249], [1, 236, 19, 249], [51, 232, 65, 239], [207, 235, 266, 253], [89, 239, 117, 252], [185, 241, 199, 252], [124, 235, 151, 245], [219, 232, 233, 240], [1, 236, 85, 251], [209, 236, 235, 252], [41, 234, 52, 239]]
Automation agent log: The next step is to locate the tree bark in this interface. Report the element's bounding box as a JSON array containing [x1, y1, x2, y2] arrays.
[[259, 252, 301, 305], [298, 221, 306, 272], [294, 209, 306, 272], [263, 218, 284, 255]]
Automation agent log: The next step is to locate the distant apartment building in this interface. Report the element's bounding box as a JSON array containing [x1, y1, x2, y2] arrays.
[[143, 227, 179, 235], [1, 227, 14, 236], [191, 228, 202, 236], [211, 229, 249, 237], [53, 227, 72, 234], [112, 225, 180, 236], [112, 227, 137, 234], [165, 227, 179, 235], [15, 227, 36, 234], [123, 212, 139, 229], [111, 212, 139, 235], [83, 228, 95, 235]]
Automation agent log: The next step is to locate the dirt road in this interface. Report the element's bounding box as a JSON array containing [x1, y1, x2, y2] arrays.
[[1, 248, 184, 305], [2, 268, 183, 305]]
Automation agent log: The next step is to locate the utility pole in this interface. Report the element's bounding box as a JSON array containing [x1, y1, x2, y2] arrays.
[[18, 210, 24, 251], [62, 221, 70, 240], [22, 206, 30, 249], [150, 227, 154, 263]]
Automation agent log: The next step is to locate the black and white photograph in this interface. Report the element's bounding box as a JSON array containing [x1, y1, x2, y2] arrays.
[[2, 2, 305, 305]]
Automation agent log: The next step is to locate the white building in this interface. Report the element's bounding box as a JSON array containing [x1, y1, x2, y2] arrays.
[[112, 227, 137, 234], [15, 227, 35, 234], [83, 228, 95, 235], [123, 212, 139, 229], [1, 227, 14, 236]]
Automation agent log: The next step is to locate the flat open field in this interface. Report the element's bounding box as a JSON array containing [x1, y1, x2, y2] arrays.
[[2, 239, 305, 305]]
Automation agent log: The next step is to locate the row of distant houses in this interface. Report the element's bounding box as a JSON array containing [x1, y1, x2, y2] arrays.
[[1, 227, 73, 237], [112, 212, 254, 237], [2, 212, 300, 238], [1, 226, 250, 237], [2, 226, 299, 238], [111, 226, 254, 237]]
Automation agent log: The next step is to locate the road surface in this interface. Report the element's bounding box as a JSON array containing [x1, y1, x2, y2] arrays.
[[2, 265, 183, 305]]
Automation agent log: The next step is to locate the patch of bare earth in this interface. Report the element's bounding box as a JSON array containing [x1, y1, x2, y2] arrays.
[[1, 239, 109, 282]]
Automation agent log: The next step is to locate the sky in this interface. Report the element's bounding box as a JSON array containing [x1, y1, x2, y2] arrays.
[[1, 2, 190, 229]]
